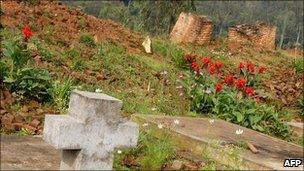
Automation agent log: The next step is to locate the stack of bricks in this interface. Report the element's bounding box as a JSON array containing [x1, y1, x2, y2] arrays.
[[170, 12, 213, 45], [228, 22, 276, 49]]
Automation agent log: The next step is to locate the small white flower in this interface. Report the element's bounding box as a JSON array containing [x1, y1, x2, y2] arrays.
[[179, 93, 183, 96], [235, 129, 244, 135], [179, 75, 183, 78], [209, 119, 215, 124], [205, 88, 211, 94], [162, 70, 168, 75], [174, 119, 180, 125], [117, 150, 122, 154], [176, 85, 183, 89], [151, 107, 157, 111], [142, 123, 149, 127], [190, 95, 194, 98], [95, 88, 102, 93], [157, 123, 163, 129]]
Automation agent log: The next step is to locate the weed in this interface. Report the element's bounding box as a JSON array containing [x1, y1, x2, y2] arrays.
[[114, 130, 176, 170], [293, 58, 304, 74], [71, 57, 86, 71], [51, 77, 75, 114], [80, 33, 95, 47]]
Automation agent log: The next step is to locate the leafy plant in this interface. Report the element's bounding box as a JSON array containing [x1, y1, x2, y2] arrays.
[[182, 54, 290, 139], [293, 58, 304, 74], [4, 67, 52, 102], [1, 27, 52, 102]]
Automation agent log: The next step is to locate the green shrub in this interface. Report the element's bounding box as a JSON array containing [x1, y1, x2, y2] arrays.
[[72, 57, 86, 71], [293, 58, 304, 74], [4, 67, 52, 102], [1, 29, 52, 102], [80, 33, 95, 47]]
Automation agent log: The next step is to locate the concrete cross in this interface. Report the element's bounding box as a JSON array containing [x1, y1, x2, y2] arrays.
[[43, 90, 139, 170]]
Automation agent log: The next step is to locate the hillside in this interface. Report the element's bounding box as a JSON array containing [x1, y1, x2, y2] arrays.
[[1, 0, 303, 132], [1, 1, 303, 169]]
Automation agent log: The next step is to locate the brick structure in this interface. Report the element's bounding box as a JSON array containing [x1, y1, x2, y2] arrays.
[[170, 12, 213, 45], [228, 22, 276, 49]]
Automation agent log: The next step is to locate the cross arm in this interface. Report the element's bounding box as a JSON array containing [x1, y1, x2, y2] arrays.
[[43, 115, 84, 150]]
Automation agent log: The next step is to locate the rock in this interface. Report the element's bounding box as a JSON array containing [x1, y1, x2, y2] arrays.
[[23, 124, 36, 133], [29, 100, 40, 109], [30, 119, 41, 128], [12, 123, 23, 130], [0, 109, 7, 115], [171, 160, 183, 170], [14, 114, 25, 123], [183, 161, 198, 170], [1, 114, 14, 126], [21, 106, 29, 113], [36, 109, 44, 115]]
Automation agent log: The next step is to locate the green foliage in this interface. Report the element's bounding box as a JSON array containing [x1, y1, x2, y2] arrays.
[[114, 131, 175, 170], [79, 33, 95, 47], [182, 59, 290, 139], [1, 28, 52, 102], [299, 96, 304, 116], [51, 78, 75, 113], [98, 1, 195, 35], [71, 57, 86, 71], [153, 39, 187, 69], [293, 58, 304, 74], [4, 68, 52, 102]]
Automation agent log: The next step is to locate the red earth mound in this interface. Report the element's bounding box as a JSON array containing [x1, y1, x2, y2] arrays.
[[1, 0, 143, 53]]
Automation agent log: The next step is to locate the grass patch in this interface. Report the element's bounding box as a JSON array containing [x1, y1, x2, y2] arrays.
[[114, 130, 176, 170]]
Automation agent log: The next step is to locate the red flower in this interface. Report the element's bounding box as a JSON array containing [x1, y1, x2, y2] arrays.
[[184, 53, 195, 63], [22, 25, 33, 40], [245, 87, 255, 96], [191, 62, 200, 73], [258, 66, 267, 74], [202, 57, 211, 67], [215, 61, 224, 70], [208, 64, 216, 75], [246, 62, 255, 73], [215, 83, 223, 93], [224, 74, 234, 86], [238, 62, 246, 70], [236, 78, 247, 89]]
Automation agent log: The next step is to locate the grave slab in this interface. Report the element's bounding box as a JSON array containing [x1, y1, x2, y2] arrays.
[[132, 114, 304, 170], [0, 135, 60, 170], [287, 121, 303, 137]]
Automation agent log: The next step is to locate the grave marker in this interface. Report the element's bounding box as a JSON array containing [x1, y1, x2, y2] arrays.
[[43, 90, 139, 170]]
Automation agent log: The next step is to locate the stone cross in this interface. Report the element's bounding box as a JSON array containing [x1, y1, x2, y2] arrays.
[[43, 90, 139, 170]]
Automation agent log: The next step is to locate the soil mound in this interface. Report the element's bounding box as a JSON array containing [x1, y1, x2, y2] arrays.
[[1, 0, 143, 53]]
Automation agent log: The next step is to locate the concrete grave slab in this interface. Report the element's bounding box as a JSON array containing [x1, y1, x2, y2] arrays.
[[287, 121, 303, 137], [132, 114, 304, 170], [0, 135, 60, 170], [43, 90, 139, 170]]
